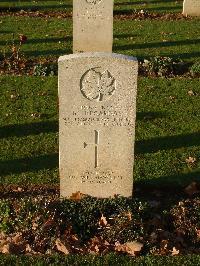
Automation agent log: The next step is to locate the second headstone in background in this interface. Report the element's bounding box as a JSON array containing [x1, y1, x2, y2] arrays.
[[73, 0, 113, 53], [183, 0, 200, 16]]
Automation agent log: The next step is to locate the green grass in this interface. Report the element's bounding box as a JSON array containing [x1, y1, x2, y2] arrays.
[[0, 1, 200, 262], [0, 76, 199, 186], [0, 0, 183, 14], [1, 16, 200, 63], [1, 254, 200, 266], [0, 76, 58, 184]]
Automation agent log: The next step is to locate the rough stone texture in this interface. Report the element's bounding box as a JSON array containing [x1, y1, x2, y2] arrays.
[[183, 0, 200, 16], [59, 53, 138, 198], [73, 0, 113, 53]]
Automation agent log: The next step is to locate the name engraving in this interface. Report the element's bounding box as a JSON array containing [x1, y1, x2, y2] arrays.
[[63, 105, 133, 127]]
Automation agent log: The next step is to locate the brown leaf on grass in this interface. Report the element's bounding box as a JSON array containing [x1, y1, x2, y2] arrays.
[[88, 237, 111, 254], [0, 234, 26, 254], [158, 239, 169, 255], [12, 233, 23, 244], [43, 216, 55, 229], [196, 229, 200, 239], [70, 191, 85, 201], [98, 214, 108, 227], [124, 211, 132, 221], [171, 247, 180, 256], [19, 34, 27, 44], [12, 186, 23, 192], [188, 90, 196, 96], [115, 241, 143, 256], [1, 244, 10, 254], [25, 244, 32, 253], [55, 238, 70, 255], [89, 244, 99, 254], [186, 156, 197, 164], [160, 239, 168, 250], [184, 182, 199, 196]]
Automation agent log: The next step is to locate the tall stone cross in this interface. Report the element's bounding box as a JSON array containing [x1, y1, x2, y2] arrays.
[[73, 0, 114, 53]]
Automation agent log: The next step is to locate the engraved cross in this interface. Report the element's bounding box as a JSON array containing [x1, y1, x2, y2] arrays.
[[84, 130, 101, 168]]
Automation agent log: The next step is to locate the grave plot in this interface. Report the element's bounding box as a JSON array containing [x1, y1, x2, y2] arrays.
[[0, 0, 200, 263]]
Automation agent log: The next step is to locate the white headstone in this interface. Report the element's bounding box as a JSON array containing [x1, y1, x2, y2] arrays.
[[73, 0, 113, 53], [183, 0, 200, 16], [59, 53, 138, 198]]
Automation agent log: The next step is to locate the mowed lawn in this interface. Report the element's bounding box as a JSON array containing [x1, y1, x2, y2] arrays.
[[0, 76, 199, 186], [0, 2, 199, 186], [0, 16, 200, 62], [0, 0, 200, 264], [0, 1, 200, 187], [0, 0, 183, 13]]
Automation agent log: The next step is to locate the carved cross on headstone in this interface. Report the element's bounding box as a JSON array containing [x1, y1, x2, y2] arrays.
[[84, 130, 100, 168]]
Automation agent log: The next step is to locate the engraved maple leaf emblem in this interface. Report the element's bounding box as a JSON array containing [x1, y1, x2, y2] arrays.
[[81, 69, 116, 102]]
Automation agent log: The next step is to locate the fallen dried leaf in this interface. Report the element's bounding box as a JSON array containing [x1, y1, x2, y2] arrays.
[[188, 90, 195, 96], [12, 233, 23, 244], [55, 238, 70, 255], [115, 241, 143, 256], [70, 191, 85, 201], [171, 247, 180, 256], [98, 214, 108, 227], [1, 244, 10, 254], [125, 211, 132, 221], [185, 182, 199, 196], [186, 156, 197, 164], [160, 239, 168, 250], [196, 229, 200, 239], [19, 34, 27, 43]]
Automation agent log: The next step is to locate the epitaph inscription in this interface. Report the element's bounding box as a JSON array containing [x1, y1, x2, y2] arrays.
[[59, 53, 138, 198], [73, 0, 113, 53]]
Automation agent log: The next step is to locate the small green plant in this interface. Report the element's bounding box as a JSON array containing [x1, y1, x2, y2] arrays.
[[33, 63, 57, 76], [142, 56, 182, 77], [0, 200, 14, 233], [190, 62, 200, 77]]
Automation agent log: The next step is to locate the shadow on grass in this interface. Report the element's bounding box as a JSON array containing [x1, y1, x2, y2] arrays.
[[115, 0, 176, 6], [136, 170, 200, 193], [114, 33, 138, 39], [0, 4, 72, 12], [0, 37, 72, 47], [0, 153, 58, 176], [24, 48, 72, 57], [135, 132, 200, 154], [114, 39, 200, 50], [0, 120, 58, 139], [0, 112, 163, 139], [137, 111, 166, 121], [27, 37, 73, 44], [114, 5, 180, 15], [0, 30, 12, 34]]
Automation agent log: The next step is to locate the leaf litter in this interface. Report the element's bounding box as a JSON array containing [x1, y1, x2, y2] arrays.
[[1, 183, 200, 256]]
